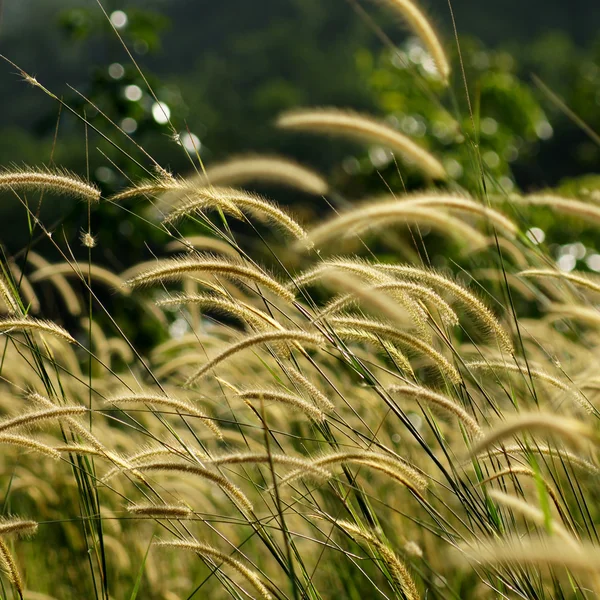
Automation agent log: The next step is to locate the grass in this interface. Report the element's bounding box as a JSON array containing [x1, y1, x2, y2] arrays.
[[0, 1, 598, 599]]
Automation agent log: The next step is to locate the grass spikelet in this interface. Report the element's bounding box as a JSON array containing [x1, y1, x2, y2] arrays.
[[0, 519, 38, 538], [476, 444, 599, 475], [277, 450, 427, 493], [302, 201, 488, 249], [320, 269, 429, 335], [26, 393, 108, 453], [472, 268, 538, 300], [134, 461, 253, 513], [0, 538, 23, 598], [184, 330, 325, 386], [126, 503, 192, 518], [0, 406, 87, 433], [55, 444, 106, 457], [465, 360, 593, 413], [401, 194, 518, 237], [106, 337, 134, 363], [459, 536, 600, 573], [0, 167, 100, 202], [331, 326, 415, 374], [479, 466, 565, 513], [285, 367, 335, 411], [515, 193, 600, 226], [207, 452, 331, 479], [470, 412, 594, 457], [8, 259, 39, 314], [30, 263, 126, 295], [389, 384, 482, 436], [315, 280, 459, 326], [371, 0, 450, 84], [0, 434, 60, 459], [26, 251, 82, 316], [105, 392, 222, 439], [165, 235, 239, 258], [238, 389, 325, 421], [164, 186, 307, 240], [194, 154, 329, 195], [156, 293, 284, 333], [546, 303, 600, 328], [0, 274, 19, 315], [109, 177, 183, 202], [375, 264, 514, 353], [80, 230, 96, 249], [100, 445, 195, 484], [277, 108, 446, 180], [519, 268, 600, 294], [155, 539, 272, 600], [331, 316, 461, 383], [0, 317, 76, 344], [334, 519, 419, 600], [125, 255, 295, 302], [487, 489, 578, 548], [289, 258, 387, 290]]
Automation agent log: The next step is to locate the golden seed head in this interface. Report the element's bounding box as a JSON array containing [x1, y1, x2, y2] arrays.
[[80, 231, 97, 248]]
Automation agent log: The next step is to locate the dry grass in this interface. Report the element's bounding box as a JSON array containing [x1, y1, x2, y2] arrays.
[[0, 3, 598, 600]]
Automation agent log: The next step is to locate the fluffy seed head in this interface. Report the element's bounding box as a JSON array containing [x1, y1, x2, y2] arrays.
[[277, 108, 446, 180], [0, 167, 100, 202]]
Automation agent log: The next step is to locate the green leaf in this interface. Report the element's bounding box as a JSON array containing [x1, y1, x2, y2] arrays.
[[129, 536, 153, 600]]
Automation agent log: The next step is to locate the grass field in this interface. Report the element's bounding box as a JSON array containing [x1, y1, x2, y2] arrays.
[[0, 1, 598, 599]]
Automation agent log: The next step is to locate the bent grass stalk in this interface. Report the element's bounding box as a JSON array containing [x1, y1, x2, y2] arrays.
[[184, 330, 325, 386], [164, 186, 307, 240], [191, 153, 329, 195], [331, 326, 415, 375], [0, 167, 100, 202], [469, 412, 595, 457], [466, 360, 594, 413], [0, 434, 61, 459], [125, 255, 295, 302], [156, 293, 285, 333], [487, 489, 578, 549], [459, 536, 600, 573], [206, 452, 332, 480], [334, 518, 420, 600], [127, 504, 192, 518], [0, 538, 24, 598], [519, 268, 600, 295], [302, 202, 489, 249], [277, 108, 446, 180], [479, 466, 566, 517], [155, 539, 272, 600], [275, 450, 427, 493], [0, 318, 76, 344], [331, 316, 461, 383], [26, 251, 82, 316], [389, 384, 482, 437], [375, 263, 514, 353], [30, 262, 127, 295], [105, 392, 223, 439], [314, 280, 459, 326], [0, 406, 87, 433], [238, 389, 325, 422], [132, 461, 254, 513], [165, 235, 239, 258], [371, 0, 450, 84], [515, 194, 600, 226], [475, 444, 599, 475]]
